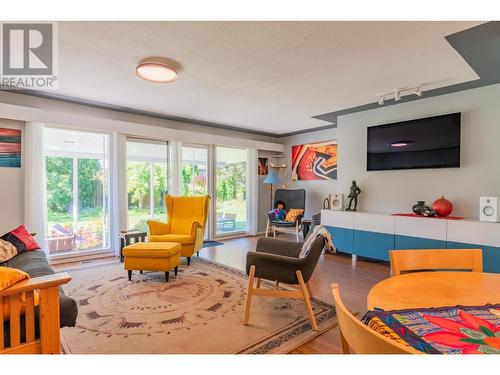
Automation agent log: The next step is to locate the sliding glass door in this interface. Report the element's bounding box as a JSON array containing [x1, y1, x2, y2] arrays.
[[126, 138, 168, 232], [44, 127, 110, 255], [215, 146, 248, 235]]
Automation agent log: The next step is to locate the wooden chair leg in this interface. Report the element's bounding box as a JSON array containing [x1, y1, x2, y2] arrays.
[[275, 280, 279, 289], [340, 329, 350, 354], [243, 265, 256, 325], [256, 278, 261, 288], [296, 270, 318, 331], [39, 286, 61, 354], [265, 220, 270, 237], [174, 266, 178, 276], [128, 270, 132, 281], [187, 257, 191, 266], [306, 282, 313, 298]]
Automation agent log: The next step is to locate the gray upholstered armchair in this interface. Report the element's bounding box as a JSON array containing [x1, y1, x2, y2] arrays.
[[266, 189, 306, 241], [243, 236, 325, 331]]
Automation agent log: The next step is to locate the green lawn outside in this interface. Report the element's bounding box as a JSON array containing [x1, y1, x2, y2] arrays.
[[216, 198, 247, 233], [47, 198, 248, 243], [127, 208, 166, 232]]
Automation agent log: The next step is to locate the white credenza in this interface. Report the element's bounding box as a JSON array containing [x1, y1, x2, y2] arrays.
[[321, 210, 500, 273]]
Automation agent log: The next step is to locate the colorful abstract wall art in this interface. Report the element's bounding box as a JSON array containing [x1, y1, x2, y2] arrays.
[[291, 141, 337, 180], [0, 128, 21, 168], [258, 157, 268, 175]]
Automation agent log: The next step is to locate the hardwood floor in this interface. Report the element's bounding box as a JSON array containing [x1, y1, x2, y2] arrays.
[[200, 235, 390, 354], [54, 235, 391, 354]]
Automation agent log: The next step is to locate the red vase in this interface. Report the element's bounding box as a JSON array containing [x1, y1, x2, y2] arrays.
[[432, 196, 453, 217]]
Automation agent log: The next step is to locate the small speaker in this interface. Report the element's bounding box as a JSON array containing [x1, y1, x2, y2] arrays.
[[330, 193, 344, 211], [479, 197, 499, 222]]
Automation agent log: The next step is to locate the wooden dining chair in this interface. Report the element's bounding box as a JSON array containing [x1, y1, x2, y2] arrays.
[[331, 283, 421, 354], [389, 249, 483, 276]]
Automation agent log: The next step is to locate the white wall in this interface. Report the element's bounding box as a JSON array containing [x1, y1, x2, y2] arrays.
[[284, 83, 500, 219], [0, 118, 25, 233]]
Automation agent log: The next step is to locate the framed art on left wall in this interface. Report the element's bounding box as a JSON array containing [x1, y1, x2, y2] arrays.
[[258, 157, 268, 175], [0, 127, 21, 168]]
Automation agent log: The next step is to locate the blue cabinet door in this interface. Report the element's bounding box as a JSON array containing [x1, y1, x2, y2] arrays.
[[325, 226, 354, 254], [395, 235, 446, 250], [447, 241, 500, 273], [353, 230, 394, 261]]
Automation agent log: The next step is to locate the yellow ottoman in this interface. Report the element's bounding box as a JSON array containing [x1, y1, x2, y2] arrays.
[[123, 241, 181, 282]]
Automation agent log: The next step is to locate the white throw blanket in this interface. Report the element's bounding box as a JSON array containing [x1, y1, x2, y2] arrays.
[[299, 224, 336, 258]]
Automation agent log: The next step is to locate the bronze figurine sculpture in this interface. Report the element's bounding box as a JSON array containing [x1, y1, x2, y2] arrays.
[[345, 180, 361, 211]]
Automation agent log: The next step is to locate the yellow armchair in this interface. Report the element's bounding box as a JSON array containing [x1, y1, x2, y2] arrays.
[[147, 195, 210, 265]]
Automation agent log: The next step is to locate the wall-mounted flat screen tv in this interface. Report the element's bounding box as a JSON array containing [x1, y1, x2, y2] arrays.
[[367, 112, 461, 171]]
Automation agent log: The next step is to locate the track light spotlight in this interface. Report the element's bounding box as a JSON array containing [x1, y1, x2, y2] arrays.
[[376, 84, 424, 106]]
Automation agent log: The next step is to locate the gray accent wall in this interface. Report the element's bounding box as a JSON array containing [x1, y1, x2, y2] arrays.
[[282, 83, 500, 219]]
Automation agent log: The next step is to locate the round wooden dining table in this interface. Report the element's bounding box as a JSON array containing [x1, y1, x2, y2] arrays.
[[367, 271, 500, 310]]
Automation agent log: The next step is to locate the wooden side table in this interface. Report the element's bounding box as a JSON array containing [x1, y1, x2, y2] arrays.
[[118, 231, 147, 262]]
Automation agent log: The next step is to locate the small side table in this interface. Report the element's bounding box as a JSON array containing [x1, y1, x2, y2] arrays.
[[301, 219, 312, 239], [118, 231, 147, 262]]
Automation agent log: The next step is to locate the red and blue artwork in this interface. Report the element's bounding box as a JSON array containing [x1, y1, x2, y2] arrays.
[[363, 304, 500, 354], [0, 128, 21, 168], [291, 141, 337, 181]]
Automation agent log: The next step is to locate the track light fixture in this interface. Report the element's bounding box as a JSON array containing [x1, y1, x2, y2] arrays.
[[377, 84, 424, 105], [413, 86, 423, 97]]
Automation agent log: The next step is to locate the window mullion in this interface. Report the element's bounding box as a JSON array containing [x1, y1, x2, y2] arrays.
[[150, 161, 155, 219], [72, 157, 78, 243]]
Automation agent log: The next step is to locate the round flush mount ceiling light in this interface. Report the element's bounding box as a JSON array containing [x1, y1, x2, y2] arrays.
[[136, 56, 178, 83]]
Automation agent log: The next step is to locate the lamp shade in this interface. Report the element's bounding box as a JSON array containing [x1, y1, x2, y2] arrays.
[[263, 170, 280, 185]]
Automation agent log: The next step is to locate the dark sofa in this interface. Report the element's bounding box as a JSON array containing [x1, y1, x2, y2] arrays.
[[1, 250, 78, 347]]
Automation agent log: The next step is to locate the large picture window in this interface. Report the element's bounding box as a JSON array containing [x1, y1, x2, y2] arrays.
[[44, 127, 110, 255], [126, 138, 168, 231]]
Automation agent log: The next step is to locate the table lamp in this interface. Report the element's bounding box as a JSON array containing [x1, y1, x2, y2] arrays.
[[263, 170, 280, 210]]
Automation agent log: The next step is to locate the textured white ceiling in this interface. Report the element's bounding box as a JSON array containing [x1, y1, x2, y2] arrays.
[[54, 21, 481, 135]]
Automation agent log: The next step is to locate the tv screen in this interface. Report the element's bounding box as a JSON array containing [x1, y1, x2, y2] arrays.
[[367, 113, 461, 171]]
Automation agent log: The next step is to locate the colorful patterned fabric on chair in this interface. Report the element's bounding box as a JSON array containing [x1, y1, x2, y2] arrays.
[[147, 195, 210, 265]]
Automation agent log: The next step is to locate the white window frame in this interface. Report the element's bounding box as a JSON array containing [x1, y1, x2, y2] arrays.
[[212, 144, 250, 239], [43, 125, 113, 261], [125, 137, 170, 229], [181, 143, 211, 240]]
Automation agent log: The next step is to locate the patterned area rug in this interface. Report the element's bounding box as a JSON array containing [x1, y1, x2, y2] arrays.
[[61, 258, 338, 354]]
